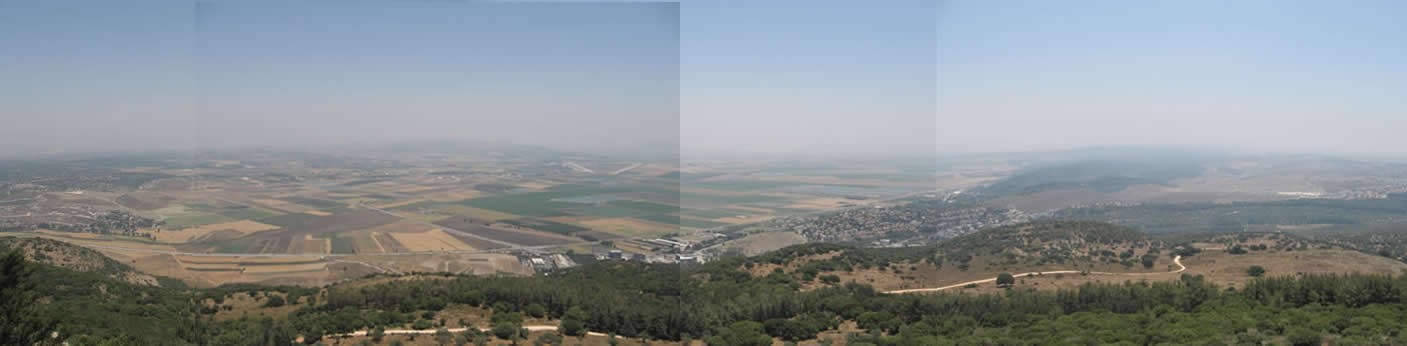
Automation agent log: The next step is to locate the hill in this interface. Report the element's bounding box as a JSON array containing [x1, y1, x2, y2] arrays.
[[11, 227, 1407, 344], [735, 222, 1407, 295], [981, 159, 1204, 197], [0, 236, 166, 286], [737, 221, 1176, 292], [1051, 194, 1407, 234]]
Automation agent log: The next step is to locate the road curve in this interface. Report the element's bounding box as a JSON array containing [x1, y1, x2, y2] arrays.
[[884, 255, 1184, 294]]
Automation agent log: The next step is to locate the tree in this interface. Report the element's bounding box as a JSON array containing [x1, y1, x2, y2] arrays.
[[558, 307, 588, 336], [370, 326, 385, 343], [996, 272, 1016, 287], [524, 303, 547, 319], [0, 250, 51, 346], [533, 333, 563, 346], [704, 321, 772, 346], [263, 295, 286, 308], [764, 318, 817, 341], [1287, 327, 1321, 346], [436, 327, 452, 345], [1247, 265, 1266, 277], [492, 322, 520, 340], [302, 329, 323, 345]]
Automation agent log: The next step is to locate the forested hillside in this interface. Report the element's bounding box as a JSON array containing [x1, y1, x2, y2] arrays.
[[8, 224, 1407, 345]]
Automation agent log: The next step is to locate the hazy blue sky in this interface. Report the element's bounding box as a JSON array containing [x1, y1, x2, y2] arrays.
[[2, 1, 1406, 157], [940, 0, 1407, 155], [0, 1, 679, 156], [682, 0, 937, 156]]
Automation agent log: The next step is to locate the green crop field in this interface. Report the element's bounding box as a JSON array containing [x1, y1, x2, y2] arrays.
[[500, 218, 590, 235], [679, 192, 787, 205], [634, 214, 727, 229], [682, 208, 758, 219], [569, 204, 653, 217], [329, 236, 355, 254], [158, 205, 237, 229], [279, 196, 346, 210], [460, 184, 679, 217], [213, 205, 281, 221]]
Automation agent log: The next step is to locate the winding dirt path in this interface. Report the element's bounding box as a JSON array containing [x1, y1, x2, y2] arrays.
[[884, 255, 1185, 294], [332, 325, 606, 339]]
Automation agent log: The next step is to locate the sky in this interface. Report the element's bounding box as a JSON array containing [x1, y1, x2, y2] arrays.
[[939, 0, 1407, 156], [0, 1, 679, 156], [2, 1, 1406, 158]]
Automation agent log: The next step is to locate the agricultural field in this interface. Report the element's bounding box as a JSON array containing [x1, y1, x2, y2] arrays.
[[1, 148, 944, 287], [387, 228, 477, 252], [151, 220, 278, 243], [433, 217, 579, 247]]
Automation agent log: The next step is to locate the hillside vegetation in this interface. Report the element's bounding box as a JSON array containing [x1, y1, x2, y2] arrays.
[[737, 222, 1172, 291], [0, 236, 166, 286], [10, 220, 1407, 345]]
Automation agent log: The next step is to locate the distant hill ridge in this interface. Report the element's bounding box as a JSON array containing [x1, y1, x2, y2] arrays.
[[981, 159, 1204, 196]]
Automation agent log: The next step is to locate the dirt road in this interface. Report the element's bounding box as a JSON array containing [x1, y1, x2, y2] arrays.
[[884, 255, 1184, 294], [332, 325, 607, 338]]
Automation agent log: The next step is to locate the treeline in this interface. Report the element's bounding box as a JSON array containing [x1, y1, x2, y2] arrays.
[[15, 243, 1407, 345]]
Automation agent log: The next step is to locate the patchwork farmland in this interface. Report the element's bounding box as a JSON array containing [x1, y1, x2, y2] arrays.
[[2, 150, 938, 287]]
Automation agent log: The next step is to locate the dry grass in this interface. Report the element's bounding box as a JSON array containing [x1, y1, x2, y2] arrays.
[[424, 189, 484, 202], [374, 198, 428, 209], [578, 218, 675, 238], [294, 235, 328, 254], [151, 220, 278, 243], [388, 228, 476, 252], [1181, 248, 1407, 289], [726, 231, 808, 256], [252, 198, 316, 214], [209, 292, 306, 321], [350, 253, 530, 276], [243, 262, 326, 274], [785, 197, 860, 210]]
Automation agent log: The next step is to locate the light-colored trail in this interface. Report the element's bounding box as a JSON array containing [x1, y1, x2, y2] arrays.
[[332, 325, 607, 338], [884, 255, 1185, 294]]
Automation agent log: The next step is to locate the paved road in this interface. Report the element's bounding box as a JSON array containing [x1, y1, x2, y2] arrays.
[[884, 255, 1185, 294]]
